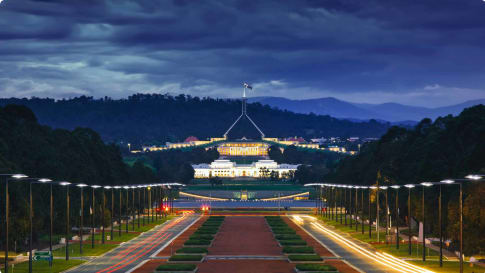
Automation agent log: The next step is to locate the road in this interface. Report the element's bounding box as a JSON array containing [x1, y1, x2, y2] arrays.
[[66, 214, 200, 273], [290, 215, 434, 273]]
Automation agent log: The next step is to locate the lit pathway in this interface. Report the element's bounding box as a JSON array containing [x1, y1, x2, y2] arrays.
[[66, 214, 200, 273], [290, 215, 435, 273]]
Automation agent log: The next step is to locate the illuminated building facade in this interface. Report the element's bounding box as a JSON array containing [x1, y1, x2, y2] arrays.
[[217, 141, 269, 157], [192, 159, 298, 178]]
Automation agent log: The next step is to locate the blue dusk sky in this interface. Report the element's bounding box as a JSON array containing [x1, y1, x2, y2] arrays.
[[1, 0, 485, 107]]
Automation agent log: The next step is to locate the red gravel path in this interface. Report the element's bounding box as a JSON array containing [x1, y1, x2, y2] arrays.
[[198, 260, 294, 273], [208, 216, 281, 255]]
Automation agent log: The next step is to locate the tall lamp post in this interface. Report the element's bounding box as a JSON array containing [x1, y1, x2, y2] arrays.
[[420, 182, 433, 261], [2, 173, 28, 271], [26, 178, 53, 273], [360, 186, 366, 234], [90, 185, 101, 249], [124, 186, 130, 233], [404, 184, 414, 255], [103, 186, 111, 244], [59, 181, 71, 260], [391, 185, 401, 249], [114, 186, 122, 236], [131, 186, 135, 230], [77, 184, 88, 256]]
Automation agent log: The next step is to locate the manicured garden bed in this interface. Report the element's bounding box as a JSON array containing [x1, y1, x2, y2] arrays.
[[176, 247, 208, 254], [288, 254, 323, 262], [184, 239, 212, 246], [169, 254, 204, 262], [295, 263, 338, 272], [275, 234, 302, 240], [189, 234, 214, 241], [272, 229, 296, 235], [279, 239, 307, 246], [155, 263, 197, 272], [283, 246, 315, 254]]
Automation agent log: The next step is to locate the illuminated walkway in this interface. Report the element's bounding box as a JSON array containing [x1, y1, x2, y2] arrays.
[[290, 216, 435, 273]]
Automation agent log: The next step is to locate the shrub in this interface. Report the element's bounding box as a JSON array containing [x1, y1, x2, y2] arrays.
[[155, 263, 197, 271], [168, 255, 203, 261], [275, 234, 302, 240], [288, 254, 322, 261], [193, 230, 217, 235], [189, 234, 213, 240], [184, 239, 211, 246], [283, 246, 315, 254], [273, 229, 296, 235], [279, 240, 307, 246], [295, 263, 338, 271], [176, 247, 208, 254]]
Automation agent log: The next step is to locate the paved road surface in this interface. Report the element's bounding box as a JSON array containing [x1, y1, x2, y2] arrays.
[[66, 214, 199, 273], [290, 216, 432, 273]]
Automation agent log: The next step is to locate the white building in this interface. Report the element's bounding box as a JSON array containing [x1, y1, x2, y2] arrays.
[[192, 159, 299, 178]]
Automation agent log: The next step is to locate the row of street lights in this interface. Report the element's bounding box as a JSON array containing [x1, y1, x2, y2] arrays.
[[1, 173, 183, 273], [306, 174, 483, 273]]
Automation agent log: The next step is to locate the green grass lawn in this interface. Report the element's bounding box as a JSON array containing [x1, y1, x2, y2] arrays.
[[409, 260, 481, 273], [5, 259, 84, 273], [53, 243, 118, 257]]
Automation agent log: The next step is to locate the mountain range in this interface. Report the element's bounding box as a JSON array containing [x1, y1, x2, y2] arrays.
[[248, 97, 485, 122]]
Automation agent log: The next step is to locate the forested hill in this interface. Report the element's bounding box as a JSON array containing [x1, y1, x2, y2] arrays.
[[328, 105, 485, 185], [0, 104, 156, 185], [0, 94, 390, 144]]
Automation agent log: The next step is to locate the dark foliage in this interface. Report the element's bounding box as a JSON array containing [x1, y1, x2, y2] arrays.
[[0, 94, 390, 144], [327, 105, 485, 255], [0, 105, 157, 251]]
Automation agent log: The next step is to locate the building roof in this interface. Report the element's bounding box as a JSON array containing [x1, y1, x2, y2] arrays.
[[184, 136, 199, 142]]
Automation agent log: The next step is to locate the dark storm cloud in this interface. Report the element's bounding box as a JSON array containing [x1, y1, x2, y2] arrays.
[[0, 0, 484, 106]]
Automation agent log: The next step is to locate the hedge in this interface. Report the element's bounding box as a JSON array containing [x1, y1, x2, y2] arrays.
[[169, 255, 204, 261], [189, 234, 214, 240], [275, 234, 302, 240], [184, 239, 211, 246], [288, 254, 323, 261], [295, 263, 338, 271], [176, 247, 208, 254], [193, 230, 217, 235], [279, 240, 307, 246], [283, 246, 315, 254], [155, 264, 197, 271], [273, 229, 296, 235]]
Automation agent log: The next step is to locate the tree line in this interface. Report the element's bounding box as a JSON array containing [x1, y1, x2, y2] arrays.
[[0, 105, 157, 251], [0, 94, 391, 145]]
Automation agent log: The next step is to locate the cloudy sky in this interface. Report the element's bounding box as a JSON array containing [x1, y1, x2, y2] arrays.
[[1, 0, 485, 107]]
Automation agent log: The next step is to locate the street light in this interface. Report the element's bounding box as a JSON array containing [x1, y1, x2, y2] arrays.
[[131, 186, 136, 231], [25, 178, 53, 273], [59, 181, 71, 260], [103, 186, 111, 244], [2, 173, 28, 270], [123, 186, 130, 233], [114, 186, 121, 236], [76, 183, 88, 256], [390, 185, 401, 249], [404, 184, 415, 255], [360, 186, 366, 235], [369, 186, 377, 240], [90, 185, 101, 249], [420, 182, 433, 261]]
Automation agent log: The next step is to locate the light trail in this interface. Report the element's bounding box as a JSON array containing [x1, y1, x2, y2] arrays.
[[111, 216, 184, 259], [306, 221, 434, 273]]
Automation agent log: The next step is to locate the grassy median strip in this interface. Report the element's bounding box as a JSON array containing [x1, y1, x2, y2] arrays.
[[288, 254, 323, 262], [156, 263, 197, 271], [5, 259, 85, 273], [176, 247, 208, 254], [283, 246, 315, 254], [295, 263, 338, 272], [169, 255, 204, 262]]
